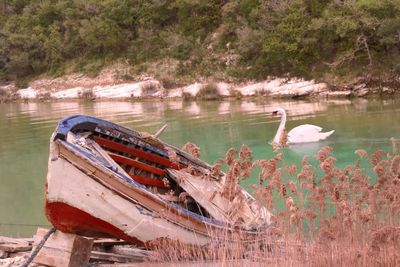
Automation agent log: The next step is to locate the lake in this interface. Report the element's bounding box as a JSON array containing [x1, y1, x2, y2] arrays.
[[1, 97, 399, 237]]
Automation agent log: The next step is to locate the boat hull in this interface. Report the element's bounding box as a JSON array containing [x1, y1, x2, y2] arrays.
[[46, 147, 211, 245], [45, 115, 272, 246]]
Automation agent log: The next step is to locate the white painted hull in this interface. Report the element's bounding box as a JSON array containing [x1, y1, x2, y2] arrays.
[[46, 144, 210, 246]]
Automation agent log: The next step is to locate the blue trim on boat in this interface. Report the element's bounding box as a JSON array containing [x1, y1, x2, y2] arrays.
[[54, 115, 139, 141], [55, 115, 223, 226], [54, 115, 210, 169], [54, 115, 173, 159]]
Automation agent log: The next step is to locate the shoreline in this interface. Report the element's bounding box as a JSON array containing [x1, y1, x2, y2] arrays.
[[1, 75, 399, 102]]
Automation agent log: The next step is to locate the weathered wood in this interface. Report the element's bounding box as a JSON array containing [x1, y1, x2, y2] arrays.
[[54, 140, 215, 239], [167, 169, 259, 226], [0, 237, 33, 245], [91, 250, 143, 263], [129, 174, 166, 187], [153, 124, 168, 138], [90, 140, 166, 187], [94, 136, 182, 169], [32, 228, 93, 267], [93, 238, 130, 247], [110, 246, 153, 261], [0, 249, 8, 259], [0, 236, 32, 253], [0, 243, 31, 253], [109, 152, 165, 176]]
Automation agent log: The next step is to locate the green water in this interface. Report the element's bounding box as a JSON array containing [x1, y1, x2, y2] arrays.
[[0, 98, 399, 237]]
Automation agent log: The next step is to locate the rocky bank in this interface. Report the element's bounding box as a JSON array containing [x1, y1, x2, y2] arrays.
[[0, 70, 398, 101]]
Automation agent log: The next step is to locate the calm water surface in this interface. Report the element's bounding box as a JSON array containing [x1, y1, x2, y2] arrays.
[[1, 98, 399, 237]]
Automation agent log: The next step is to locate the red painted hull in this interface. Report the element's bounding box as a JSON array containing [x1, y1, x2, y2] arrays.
[[45, 201, 143, 246], [44, 115, 272, 246]]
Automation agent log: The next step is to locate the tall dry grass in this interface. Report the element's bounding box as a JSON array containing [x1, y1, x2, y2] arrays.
[[149, 139, 400, 266]]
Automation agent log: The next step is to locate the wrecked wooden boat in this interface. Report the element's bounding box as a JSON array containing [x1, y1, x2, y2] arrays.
[[45, 115, 272, 246]]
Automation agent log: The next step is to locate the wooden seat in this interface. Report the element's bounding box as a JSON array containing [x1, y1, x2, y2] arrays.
[[94, 136, 183, 169], [108, 152, 165, 176]]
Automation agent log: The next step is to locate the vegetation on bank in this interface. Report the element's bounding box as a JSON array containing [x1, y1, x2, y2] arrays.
[[1, 0, 400, 88]]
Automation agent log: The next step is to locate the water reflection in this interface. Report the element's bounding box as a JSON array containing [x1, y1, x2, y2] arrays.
[[0, 97, 399, 237], [289, 140, 335, 157], [6, 98, 387, 121]]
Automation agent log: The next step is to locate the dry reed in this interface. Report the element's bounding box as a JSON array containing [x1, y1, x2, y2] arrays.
[[148, 139, 400, 266]]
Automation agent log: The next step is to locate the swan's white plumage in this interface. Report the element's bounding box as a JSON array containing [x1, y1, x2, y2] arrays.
[[288, 124, 334, 144], [272, 108, 334, 145]]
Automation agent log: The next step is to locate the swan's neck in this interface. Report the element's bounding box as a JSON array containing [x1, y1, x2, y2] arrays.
[[273, 113, 287, 144]]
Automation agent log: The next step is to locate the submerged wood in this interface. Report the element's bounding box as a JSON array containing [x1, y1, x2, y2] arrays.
[[45, 115, 273, 247]]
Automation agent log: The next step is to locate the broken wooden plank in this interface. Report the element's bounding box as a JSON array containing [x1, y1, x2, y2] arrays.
[[0, 236, 33, 245], [91, 250, 144, 263], [109, 152, 165, 176], [0, 250, 8, 259], [93, 238, 130, 248], [110, 246, 153, 261], [166, 169, 261, 227], [0, 236, 32, 253], [0, 243, 31, 253], [32, 228, 93, 267], [94, 136, 183, 169]]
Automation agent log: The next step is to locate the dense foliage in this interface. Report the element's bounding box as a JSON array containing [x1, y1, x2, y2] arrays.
[[1, 0, 400, 84]]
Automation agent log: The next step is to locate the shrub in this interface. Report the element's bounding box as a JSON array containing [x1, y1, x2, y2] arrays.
[[0, 89, 10, 102], [15, 79, 29, 89], [196, 83, 221, 100], [0, 88, 7, 97], [36, 92, 52, 100], [182, 92, 194, 101], [159, 76, 178, 90], [141, 83, 158, 97], [78, 89, 95, 100]]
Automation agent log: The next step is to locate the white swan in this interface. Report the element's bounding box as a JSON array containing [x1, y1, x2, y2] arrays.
[[272, 108, 334, 145]]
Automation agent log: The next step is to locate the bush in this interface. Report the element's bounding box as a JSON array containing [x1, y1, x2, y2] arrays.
[[196, 83, 221, 100], [36, 92, 52, 100], [78, 89, 95, 100], [159, 76, 178, 90], [0, 88, 7, 97], [15, 79, 29, 89], [182, 92, 194, 101], [2, 0, 400, 84], [141, 83, 158, 97]]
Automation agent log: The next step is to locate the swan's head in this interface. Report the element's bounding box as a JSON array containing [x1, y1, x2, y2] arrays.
[[272, 108, 286, 117]]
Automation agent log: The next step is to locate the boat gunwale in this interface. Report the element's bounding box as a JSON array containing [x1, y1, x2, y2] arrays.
[[47, 115, 272, 238], [54, 140, 230, 233], [53, 115, 211, 170]]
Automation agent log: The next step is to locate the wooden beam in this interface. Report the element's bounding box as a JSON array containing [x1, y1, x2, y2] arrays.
[[108, 153, 165, 176], [130, 175, 166, 187], [0, 243, 31, 253], [32, 228, 93, 267], [91, 250, 146, 263], [93, 238, 129, 247], [0, 236, 32, 252], [94, 137, 183, 169]]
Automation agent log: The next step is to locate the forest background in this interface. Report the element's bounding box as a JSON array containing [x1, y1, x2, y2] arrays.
[[1, 0, 400, 89]]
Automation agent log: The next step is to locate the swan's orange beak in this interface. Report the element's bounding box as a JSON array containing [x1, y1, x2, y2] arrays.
[[272, 111, 278, 117]]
